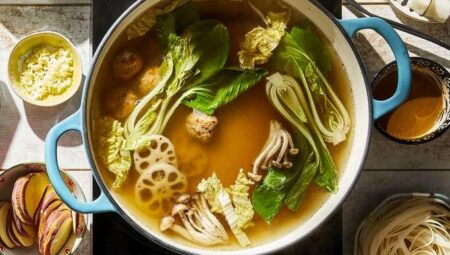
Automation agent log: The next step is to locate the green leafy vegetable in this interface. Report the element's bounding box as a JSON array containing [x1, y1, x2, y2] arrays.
[[264, 73, 337, 211], [124, 19, 230, 150], [238, 11, 290, 69], [126, 0, 188, 40], [271, 26, 351, 146], [252, 127, 315, 222], [97, 117, 131, 189], [252, 167, 290, 224], [184, 68, 268, 115], [155, 2, 200, 46], [125, 14, 267, 150], [289, 25, 331, 73]]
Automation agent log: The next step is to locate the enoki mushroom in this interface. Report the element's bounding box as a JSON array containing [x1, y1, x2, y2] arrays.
[[357, 197, 450, 255], [248, 120, 298, 182]]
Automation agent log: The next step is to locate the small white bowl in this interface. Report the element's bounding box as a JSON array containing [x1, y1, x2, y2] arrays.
[[0, 163, 87, 255], [7, 31, 82, 107]]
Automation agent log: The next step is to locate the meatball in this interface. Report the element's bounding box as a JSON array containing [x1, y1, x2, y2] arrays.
[[105, 87, 138, 121], [135, 66, 160, 95], [113, 49, 144, 80], [185, 110, 218, 142]]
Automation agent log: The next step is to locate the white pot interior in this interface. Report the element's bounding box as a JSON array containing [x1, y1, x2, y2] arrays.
[[85, 0, 371, 254]]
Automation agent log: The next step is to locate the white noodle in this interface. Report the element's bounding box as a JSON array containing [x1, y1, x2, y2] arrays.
[[357, 197, 450, 255]]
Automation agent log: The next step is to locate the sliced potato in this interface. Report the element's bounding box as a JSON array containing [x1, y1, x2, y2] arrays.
[[13, 212, 35, 238], [11, 175, 31, 224], [38, 200, 63, 241], [12, 172, 50, 225], [39, 209, 72, 255], [0, 202, 16, 249], [34, 186, 59, 226], [38, 208, 65, 252], [11, 214, 34, 247], [33, 184, 51, 224], [48, 214, 72, 255], [7, 208, 21, 247], [72, 211, 86, 237], [24, 172, 51, 223]]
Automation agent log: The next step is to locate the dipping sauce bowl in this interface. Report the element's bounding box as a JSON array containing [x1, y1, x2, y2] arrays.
[[372, 57, 450, 144]]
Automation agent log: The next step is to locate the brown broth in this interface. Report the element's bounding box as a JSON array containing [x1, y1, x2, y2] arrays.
[[374, 70, 443, 140], [91, 0, 354, 250]]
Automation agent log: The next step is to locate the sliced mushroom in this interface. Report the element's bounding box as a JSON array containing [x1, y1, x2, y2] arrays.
[[190, 194, 228, 242], [163, 193, 228, 246], [177, 193, 191, 204], [160, 215, 195, 242], [249, 120, 299, 182], [172, 204, 224, 246]]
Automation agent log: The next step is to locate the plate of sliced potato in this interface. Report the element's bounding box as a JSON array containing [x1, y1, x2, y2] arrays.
[[0, 163, 86, 255]]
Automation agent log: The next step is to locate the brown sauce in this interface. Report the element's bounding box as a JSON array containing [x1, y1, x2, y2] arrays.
[[374, 70, 443, 140], [90, 0, 354, 250]]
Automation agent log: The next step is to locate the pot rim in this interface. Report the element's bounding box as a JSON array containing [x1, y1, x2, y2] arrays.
[[80, 0, 372, 254]]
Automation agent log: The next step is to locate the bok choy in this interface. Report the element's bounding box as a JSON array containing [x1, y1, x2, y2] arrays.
[[252, 73, 338, 223], [124, 5, 267, 151], [271, 26, 351, 145], [124, 19, 230, 151], [267, 73, 338, 196]]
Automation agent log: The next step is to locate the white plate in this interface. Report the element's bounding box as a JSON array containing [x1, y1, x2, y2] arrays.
[[0, 163, 87, 255], [388, 0, 439, 23]]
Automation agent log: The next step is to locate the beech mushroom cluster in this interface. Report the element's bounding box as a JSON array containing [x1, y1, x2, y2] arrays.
[[160, 193, 229, 246], [248, 121, 299, 182]]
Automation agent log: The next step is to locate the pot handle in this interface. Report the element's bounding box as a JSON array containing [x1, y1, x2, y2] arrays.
[[45, 110, 117, 213], [339, 17, 411, 120]]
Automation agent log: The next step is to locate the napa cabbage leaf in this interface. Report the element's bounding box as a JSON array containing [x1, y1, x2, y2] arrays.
[[97, 117, 131, 189], [197, 172, 252, 247], [238, 11, 290, 69], [227, 169, 254, 229], [197, 173, 224, 213]]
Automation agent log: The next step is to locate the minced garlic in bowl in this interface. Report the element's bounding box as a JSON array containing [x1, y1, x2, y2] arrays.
[[19, 46, 74, 100], [8, 31, 82, 106]]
